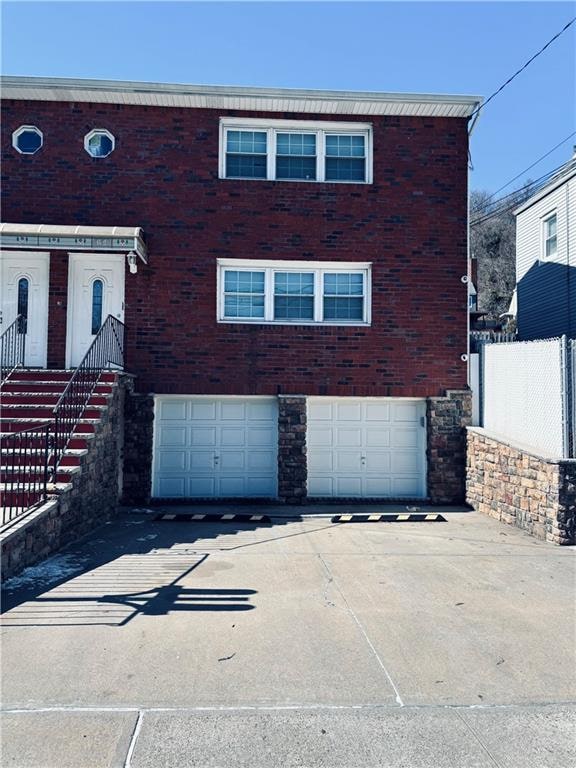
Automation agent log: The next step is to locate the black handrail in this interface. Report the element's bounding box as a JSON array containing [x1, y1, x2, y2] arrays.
[[0, 314, 26, 384], [1, 424, 51, 528], [52, 315, 124, 473]]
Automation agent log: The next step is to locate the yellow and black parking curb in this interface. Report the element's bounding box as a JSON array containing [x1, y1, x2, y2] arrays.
[[331, 513, 446, 523], [154, 513, 272, 524]]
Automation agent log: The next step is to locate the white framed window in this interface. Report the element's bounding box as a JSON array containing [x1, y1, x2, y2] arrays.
[[12, 125, 43, 155], [219, 118, 373, 184], [542, 212, 557, 260], [218, 259, 371, 325], [84, 129, 115, 158]]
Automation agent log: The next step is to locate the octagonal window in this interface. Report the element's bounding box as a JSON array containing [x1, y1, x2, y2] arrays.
[[12, 125, 43, 155], [85, 129, 115, 158]]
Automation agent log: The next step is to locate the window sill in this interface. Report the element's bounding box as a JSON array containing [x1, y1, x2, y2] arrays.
[[218, 318, 371, 327], [219, 175, 371, 185]]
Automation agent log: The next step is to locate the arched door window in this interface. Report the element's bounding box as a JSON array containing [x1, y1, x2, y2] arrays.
[[91, 279, 104, 335], [17, 277, 29, 333]]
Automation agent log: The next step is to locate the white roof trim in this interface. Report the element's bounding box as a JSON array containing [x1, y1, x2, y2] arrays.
[[1, 76, 482, 118], [0, 223, 147, 262]]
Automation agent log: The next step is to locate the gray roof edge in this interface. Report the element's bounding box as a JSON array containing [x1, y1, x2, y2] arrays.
[[514, 160, 576, 216], [0, 75, 483, 112]]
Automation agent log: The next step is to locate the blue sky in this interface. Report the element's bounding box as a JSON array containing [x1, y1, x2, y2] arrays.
[[2, 1, 574, 192]]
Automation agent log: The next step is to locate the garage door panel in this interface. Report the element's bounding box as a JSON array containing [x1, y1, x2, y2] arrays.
[[247, 427, 275, 446], [308, 427, 332, 447], [220, 451, 245, 470], [189, 451, 215, 470], [158, 451, 187, 471], [190, 427, 217, 446], [365, 477, 392, 497], [307, 402, 333, 421], [159, 427, 187, 447], [394, 402, 420, 422], [336, 477, 362, 496], [336, 403, 362, 421], [154, 397, 278, 498], [392, 450, 421, 474], [157, 477, 186, 497], [189, 477, 217, 497], [248, 402, 277, 420], [308, 477, 333, 496], [159, 400, 187, 420], [336, 452, 363, 472], [365, 403, 390, 421], [221, 402, 245, 420], [191, 401, 217, 420], [308, 451, 333, 472], [365, 452, 391, 472], [393, 428, 419, 448], [366, 427, 390, 447], [220, 427, 245, 446], [247, 451, 276, 471], [392, 477, 422, 497], [336, 428, 362, 447]]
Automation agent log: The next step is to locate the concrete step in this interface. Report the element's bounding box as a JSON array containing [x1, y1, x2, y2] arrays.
[[0, 405, 105, 420], [0, 449, 86, 467], [0, 392, 111, 406], [0, 419, 97, 434], [1, 381, 113, 395], [1, 466, 80, 484]]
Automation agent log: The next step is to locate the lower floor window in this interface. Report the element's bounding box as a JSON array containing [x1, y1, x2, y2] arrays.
[[218, 259, 371, 325]]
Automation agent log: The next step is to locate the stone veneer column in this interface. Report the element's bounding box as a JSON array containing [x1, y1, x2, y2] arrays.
[[278, 395, 307, 503], [122, 393, 155, 505], [427, 390, 472, 504]]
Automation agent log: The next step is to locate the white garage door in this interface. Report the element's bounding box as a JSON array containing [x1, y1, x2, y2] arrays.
[[153, 397, 278, 498], [307, 398, 426, 498]]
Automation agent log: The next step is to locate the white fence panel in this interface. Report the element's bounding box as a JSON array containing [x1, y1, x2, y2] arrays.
[[483, 338, 565, 458]]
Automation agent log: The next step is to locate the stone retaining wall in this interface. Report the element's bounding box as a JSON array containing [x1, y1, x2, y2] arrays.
[[1, 376, 128, 581], [466, 428, 575, 545]]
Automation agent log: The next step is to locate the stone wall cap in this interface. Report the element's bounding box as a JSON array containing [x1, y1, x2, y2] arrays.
[[467, 427, 576, 465]]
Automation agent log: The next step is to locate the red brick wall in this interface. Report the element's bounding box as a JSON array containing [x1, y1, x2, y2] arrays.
[[2, 99, 469, 396]]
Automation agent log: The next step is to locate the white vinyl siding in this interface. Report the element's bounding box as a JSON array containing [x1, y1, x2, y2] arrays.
[[307, 398, 427, 498], [516, 179, 574, 281], [153, 397, 278, 498]]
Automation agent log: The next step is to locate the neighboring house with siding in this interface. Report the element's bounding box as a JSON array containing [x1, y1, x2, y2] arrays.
[[0, 76, 481, 507], [514, 153, 576, 340]]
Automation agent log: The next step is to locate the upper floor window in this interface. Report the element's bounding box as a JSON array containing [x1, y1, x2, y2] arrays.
[[543, 213, 557, 259], [218, 259, 371, 325], [12, 125, 43, 155], [84, 129, 115, 158], [220, 118, 372, 184]]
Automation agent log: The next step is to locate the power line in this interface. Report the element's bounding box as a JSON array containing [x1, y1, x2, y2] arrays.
[[469, 17, 576, 121], [470, 161, 566, 217], [478, 131, 576, 203]]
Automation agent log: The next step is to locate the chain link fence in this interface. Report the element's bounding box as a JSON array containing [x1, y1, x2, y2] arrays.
[[480, 336, 574, 459]]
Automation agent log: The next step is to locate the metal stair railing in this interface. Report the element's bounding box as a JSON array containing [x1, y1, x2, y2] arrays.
[[52, 315, 125, 474], [0, 314, 26, 384]]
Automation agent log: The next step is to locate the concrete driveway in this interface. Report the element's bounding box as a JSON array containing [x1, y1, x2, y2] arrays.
[[1, 506, 575, 767]]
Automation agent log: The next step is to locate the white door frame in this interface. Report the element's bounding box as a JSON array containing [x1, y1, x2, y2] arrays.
[[65, 252, 125, 368], [0, 250, 50, 368]]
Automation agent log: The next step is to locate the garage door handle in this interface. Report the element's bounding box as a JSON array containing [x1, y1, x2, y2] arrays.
[[214, 455, 220, 464]]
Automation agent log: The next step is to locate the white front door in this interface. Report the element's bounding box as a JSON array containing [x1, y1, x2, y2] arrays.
[[153, 397, 279, 498], [0, 251, 49, 368], [307, 397, 427, 498], [67, 253, 125, 367]]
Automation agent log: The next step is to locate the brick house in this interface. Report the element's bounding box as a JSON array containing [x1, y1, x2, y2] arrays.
[[1, 76, 481, 507]]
